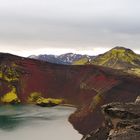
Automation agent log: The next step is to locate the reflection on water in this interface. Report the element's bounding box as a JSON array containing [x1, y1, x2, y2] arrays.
[[0, 115, 22, 130], [0, 105, 82, 140]]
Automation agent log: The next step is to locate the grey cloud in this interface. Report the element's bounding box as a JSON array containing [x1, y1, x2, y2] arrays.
[[0, 0, 140, 52]]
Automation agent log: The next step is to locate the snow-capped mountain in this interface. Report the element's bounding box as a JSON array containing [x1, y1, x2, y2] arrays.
[[29, 53, 94, 65], [57, 53, 91, 64]]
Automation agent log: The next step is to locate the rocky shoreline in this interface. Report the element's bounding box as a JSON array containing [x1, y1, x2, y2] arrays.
[[82, 96, 140, 140]]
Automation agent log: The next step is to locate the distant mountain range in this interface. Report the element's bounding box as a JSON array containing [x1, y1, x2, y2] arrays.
[[29, 53, 94, 65], [29, 47, 140, 76]]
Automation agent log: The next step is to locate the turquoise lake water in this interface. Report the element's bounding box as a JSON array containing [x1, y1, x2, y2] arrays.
[[0, 105, 82, 140]]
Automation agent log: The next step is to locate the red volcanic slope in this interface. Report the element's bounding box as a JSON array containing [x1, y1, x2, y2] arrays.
[[0, 53, 140, 134]]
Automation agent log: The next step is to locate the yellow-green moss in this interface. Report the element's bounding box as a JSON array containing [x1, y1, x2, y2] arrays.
[[128, 68, 140, 76], [73, 57, 89, 65], [27, 92, 41, 103], [27, 92, 63, 105], [12, 63, 17, 67], [36, 97, 63, 105], [90, 94, 102, 109], [0, 71, 2, 78], [0, 64, 19, 82], [93, 95, 102, 105], [4, 67, 19, 82], [1, 87, 20, 103]]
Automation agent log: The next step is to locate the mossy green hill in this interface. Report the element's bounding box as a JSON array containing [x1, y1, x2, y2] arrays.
[[90, 47, 140, 76], [89, 46, 140, 68], [74, 46, 140, 76]]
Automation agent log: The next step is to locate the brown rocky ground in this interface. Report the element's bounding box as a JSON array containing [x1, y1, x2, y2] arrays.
[[82, 96, 140, 140]]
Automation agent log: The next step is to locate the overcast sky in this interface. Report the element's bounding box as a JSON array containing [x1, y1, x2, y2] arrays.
[[0, 0, 140, 56]]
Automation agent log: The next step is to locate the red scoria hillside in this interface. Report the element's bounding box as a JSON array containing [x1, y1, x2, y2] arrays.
[[0, 53, 140, 135]]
